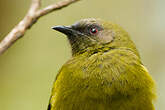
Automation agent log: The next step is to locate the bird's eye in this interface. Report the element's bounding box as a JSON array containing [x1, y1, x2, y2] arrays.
[[90, 27, 98, 34]]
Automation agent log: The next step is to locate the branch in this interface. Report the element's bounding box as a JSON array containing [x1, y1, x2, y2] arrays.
[[0, 0, 80, 55], [36, 0, 80, 18]]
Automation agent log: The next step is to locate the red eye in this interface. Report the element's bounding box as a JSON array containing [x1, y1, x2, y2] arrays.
[[90, 27, 98, 34]]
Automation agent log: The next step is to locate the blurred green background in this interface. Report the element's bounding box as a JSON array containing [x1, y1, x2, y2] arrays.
[[0, 0, 164, 110]]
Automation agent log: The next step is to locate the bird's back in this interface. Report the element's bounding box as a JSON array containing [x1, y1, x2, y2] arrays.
[[48, 48, 156, 110]]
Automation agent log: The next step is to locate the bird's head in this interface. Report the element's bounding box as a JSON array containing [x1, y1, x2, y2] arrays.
[[52, 18, 139, 56]]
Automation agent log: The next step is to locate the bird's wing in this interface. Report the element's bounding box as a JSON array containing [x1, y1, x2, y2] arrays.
[[47, 72, 60, 110], [47, 65, 70, 110]]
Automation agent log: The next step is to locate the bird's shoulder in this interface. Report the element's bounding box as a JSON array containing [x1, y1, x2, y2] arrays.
[[59, 48, 155, 88], [61, 47, 141, 71], [56, 48, 146, 82]]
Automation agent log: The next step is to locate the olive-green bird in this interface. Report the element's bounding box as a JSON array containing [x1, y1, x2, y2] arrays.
[[48, 18, 156, 110]]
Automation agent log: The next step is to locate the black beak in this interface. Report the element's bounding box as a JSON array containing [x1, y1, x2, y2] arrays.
[[52, 25, 75, 35]]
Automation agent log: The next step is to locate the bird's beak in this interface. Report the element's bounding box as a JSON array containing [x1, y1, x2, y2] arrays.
[[52, 25, 74, 36]]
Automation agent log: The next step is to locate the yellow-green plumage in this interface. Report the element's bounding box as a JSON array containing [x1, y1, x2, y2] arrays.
[[49, 18, 156, 110]]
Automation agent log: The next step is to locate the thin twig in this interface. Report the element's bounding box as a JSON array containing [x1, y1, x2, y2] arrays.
[[36, 0, 80, 18], [0, 0, 80, 55]]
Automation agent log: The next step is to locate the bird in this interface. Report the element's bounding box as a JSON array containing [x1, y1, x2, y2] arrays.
[[48, 18, 156, 110]]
